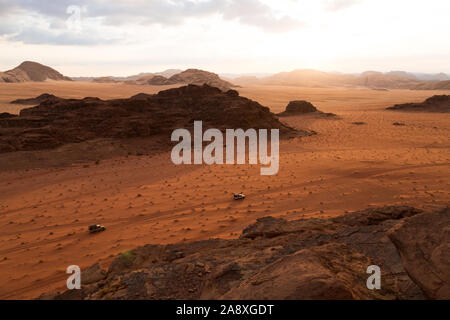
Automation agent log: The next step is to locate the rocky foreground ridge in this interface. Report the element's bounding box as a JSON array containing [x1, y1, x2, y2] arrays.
[[45, 206, 449, 300], [0, 84, 300, 153]]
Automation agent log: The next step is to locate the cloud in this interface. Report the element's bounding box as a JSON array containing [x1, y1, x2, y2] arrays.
[[323, 0, 362, 11], [8, 26, 118, 46], [88, 0, 304, 32], [221, 0, 304, 32], [0, 0, 305, 45]]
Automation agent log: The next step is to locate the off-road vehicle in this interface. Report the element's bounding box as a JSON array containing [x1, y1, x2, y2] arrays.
[[89, 224, 106, 233], [233, 193, 246, 200]]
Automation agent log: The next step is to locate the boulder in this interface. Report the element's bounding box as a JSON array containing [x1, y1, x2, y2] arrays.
[[388, 207, 450, 299]]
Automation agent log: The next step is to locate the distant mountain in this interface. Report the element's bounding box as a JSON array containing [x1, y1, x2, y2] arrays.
[[350, 72, 450, 89], [123, 69, 183, 82], [412, 80, 450, 90], [386, 71, 418, 80], [413, 73, 450, 82], [127, 69, 236, 91], [154, 69, 183, 78], [72, 69, 183, 83], [7, 62, 446, 91], [230, 76, 261, 86], [239, 69, 356, 88], [386, 71, 449, 82], [92, 77, 120, 83], [220, 72, 273, 79], [353, 72, 421, 89], [233, 69, 450, 90], [166, 69, 236, 91], [71, 68, 236, 91], [0, 61, 72, 83], [71, 76, 96, 82]]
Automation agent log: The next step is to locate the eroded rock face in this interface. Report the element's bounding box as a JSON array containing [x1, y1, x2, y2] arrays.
[[0, 84, 300, 153], [222, 243, 391, 300], [388, 208, 450, 299], [45, 205, 449, 300], [386, 95, 450, 112]]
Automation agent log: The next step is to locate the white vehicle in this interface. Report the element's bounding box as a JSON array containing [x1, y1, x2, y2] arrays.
[[233, 193, 246, 200]]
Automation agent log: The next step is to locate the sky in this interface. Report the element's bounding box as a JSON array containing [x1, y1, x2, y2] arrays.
[[0, 0, 449, 77]]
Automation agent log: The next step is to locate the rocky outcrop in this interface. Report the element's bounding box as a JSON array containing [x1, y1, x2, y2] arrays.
[[146, 75, 172, 85], [222, 243, 387, 300], [10, 93, 59, 105], [44, 205, 449, 300], [278, 100, 337, 117], [142, 69, 236, 91], [82, 263, 107, 285], [0, 61, 72, 83], [386, 95, 450, 113], [0, 113, 17, 119], [92, 77, 119, 83], [282, 101, 317, 114], [388, 208, 450, 299], [0, 84, 299, 153]]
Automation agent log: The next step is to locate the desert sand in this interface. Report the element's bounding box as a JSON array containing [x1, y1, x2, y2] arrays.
[[0, 82, 449, 299]]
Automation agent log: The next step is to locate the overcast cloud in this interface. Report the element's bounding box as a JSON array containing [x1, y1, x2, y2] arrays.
[[0, 0, 313, 45]]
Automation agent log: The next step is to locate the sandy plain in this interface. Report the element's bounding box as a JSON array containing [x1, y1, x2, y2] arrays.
[[0, 82, 449, 299]]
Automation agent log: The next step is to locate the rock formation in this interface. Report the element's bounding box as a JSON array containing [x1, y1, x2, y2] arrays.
[[278, 100, 337, 117], [139, 69, 236, 91], [386, 95, 450, 113], [388, 209, 450, 299], [43, 205, 449, 300], [10, 93, 59, 105], [146, 75, 172, 85], [0, 61, 72, 83], [0, 84, 300, 153], [92, 77, 119, 83]]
